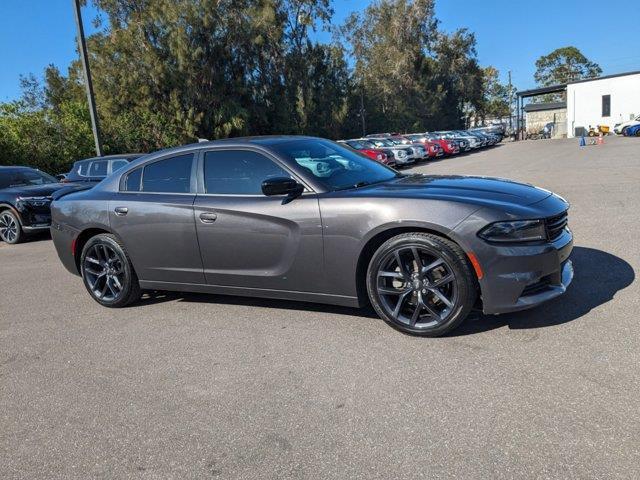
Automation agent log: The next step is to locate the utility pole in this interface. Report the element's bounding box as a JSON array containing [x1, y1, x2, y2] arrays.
[[508, 70, 513, 133], [73, 0, 103, 156]]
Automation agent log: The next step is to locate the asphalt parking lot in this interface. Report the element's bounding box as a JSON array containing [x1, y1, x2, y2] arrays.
[[1, 136, 639, 479]]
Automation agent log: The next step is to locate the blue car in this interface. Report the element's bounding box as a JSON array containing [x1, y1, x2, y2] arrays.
[[625, 123, 640, 137]]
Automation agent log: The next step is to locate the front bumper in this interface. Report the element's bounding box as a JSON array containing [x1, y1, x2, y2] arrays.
[[394, 156, 415, 165], [475, 229, 574, 314], [16, 202, 53, 229]]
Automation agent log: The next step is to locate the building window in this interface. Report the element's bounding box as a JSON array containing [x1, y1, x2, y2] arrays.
[[602, 95, 611, 117]]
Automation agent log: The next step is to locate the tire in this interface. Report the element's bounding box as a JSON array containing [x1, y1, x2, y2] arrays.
[[0, 210, 23, 244], [366, 233, 477, 337], [635, 130, 640, 137], [621, 126, 628, 136], [80, 233, 141, 308]]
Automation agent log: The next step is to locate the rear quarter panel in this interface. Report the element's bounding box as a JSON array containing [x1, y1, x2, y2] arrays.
[[50, 190, 112, 275]]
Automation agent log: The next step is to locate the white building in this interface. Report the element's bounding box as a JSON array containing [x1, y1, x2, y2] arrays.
[[517, 70, 640, 138], [567, 71, 640, 137]]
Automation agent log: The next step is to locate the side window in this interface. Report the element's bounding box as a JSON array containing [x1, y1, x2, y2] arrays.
[[77, 161, 90, 176], [124, 168, 142, 192], [141, 154, 193, 193], [602, 95, 611, 117], [111, 160, 129, 173], [89, 160, 108, 176], [203, 150, 291, 195]]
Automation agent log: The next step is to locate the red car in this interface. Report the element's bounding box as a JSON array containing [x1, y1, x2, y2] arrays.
[[426, 134, 459, 156], [404, 134, 445, 159], [338, 140, 396, 167]]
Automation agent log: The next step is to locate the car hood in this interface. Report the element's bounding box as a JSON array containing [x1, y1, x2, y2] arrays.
[[352, 174, 553, 207], [1, 183, 68, 197]]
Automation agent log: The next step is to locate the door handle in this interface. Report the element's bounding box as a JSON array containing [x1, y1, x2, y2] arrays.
[[114, 207, 128, 216], [199, 212, 217, 223]]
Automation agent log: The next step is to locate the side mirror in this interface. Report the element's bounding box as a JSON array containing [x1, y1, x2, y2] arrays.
[[261, 177, 304, 198]]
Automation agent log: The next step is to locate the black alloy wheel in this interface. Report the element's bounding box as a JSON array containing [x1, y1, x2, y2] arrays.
[[80, 233, 141, 307], [367, 233, 477, 336]]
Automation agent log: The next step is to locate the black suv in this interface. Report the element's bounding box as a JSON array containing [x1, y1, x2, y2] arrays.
[[63, 154, 141, 184], [0, 166, 72, 244]]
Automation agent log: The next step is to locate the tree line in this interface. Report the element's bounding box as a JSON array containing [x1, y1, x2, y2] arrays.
[[3, 0, 587, 174]]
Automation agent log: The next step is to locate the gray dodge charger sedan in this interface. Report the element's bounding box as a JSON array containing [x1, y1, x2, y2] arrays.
[[51, 136, 573, 336]]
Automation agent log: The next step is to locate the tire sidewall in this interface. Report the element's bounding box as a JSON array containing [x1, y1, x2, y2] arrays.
[[366, 234, 475, 336], [80, 234, 135, 307]]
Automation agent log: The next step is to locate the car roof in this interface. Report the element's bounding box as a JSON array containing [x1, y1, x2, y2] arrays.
[[74, 153, 143, 164]]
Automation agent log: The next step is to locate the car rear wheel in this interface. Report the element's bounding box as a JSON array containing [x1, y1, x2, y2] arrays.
[[366, 233, 477, 337], [80, 233, 141, 308], [0, 211, 23, 244]]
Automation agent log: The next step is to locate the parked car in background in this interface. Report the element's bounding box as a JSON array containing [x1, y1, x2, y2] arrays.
[[450, 131, 482, 149], [471, 125, 505, 142], [433, 131, 471, 152], [365, 133, 392, 138], [387, 136, 427, 161], [363, 138, 415, 166], [0, 166, 74, 244], [338, 140, 396, 167], [50, 136, 573, 337], [424, 133, 460, 156], [624, 123, 640, 136], [614, 115, 640, 135], [467, 130, 496, 146], [404, 134, 444, 159], [62, 154, 142, 184]]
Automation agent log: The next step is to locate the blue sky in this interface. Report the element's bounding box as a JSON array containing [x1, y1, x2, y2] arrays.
[[1, 0, 638, 102]]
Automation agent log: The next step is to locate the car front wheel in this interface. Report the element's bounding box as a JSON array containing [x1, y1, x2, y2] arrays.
[[80, 233, 141, 308], [0, 210, 23, 244], [366, 233, 477, 336]]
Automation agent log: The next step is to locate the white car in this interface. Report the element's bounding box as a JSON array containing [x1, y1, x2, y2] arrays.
[[361, 138, 416, 166], [614, 115, 640, 135]]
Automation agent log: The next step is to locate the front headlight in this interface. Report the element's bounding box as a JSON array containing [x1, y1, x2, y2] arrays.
[[478, 219, 546, 243], [16, 196, 52, 207]]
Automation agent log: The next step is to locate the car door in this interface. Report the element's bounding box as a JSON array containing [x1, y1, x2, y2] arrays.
[[109, 152, 205, 284], [193, 148, 324, 293]]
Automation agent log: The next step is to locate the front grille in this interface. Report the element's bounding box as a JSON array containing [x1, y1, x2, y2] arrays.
[[545, 211, 568, 241]]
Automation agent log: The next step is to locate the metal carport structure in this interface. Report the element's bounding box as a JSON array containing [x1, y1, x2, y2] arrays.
[[515, 83, 567, 140]]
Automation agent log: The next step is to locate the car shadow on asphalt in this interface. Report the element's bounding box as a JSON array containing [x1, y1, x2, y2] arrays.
[[136, 246, 634, 336], [449, 246, 635, 336]]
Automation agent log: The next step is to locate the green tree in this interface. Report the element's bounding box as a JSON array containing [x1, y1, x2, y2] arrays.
[[534, 46, 602, 86]]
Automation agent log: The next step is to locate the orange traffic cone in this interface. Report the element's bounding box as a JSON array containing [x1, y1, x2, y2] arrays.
[[597, 133, 604, 145]]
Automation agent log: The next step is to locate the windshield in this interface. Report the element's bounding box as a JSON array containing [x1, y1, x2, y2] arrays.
[[0, 169, 58, 189], [270, 139, 398, 191], [369, 138, 395, 147], [346, 140, 366, 149]]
